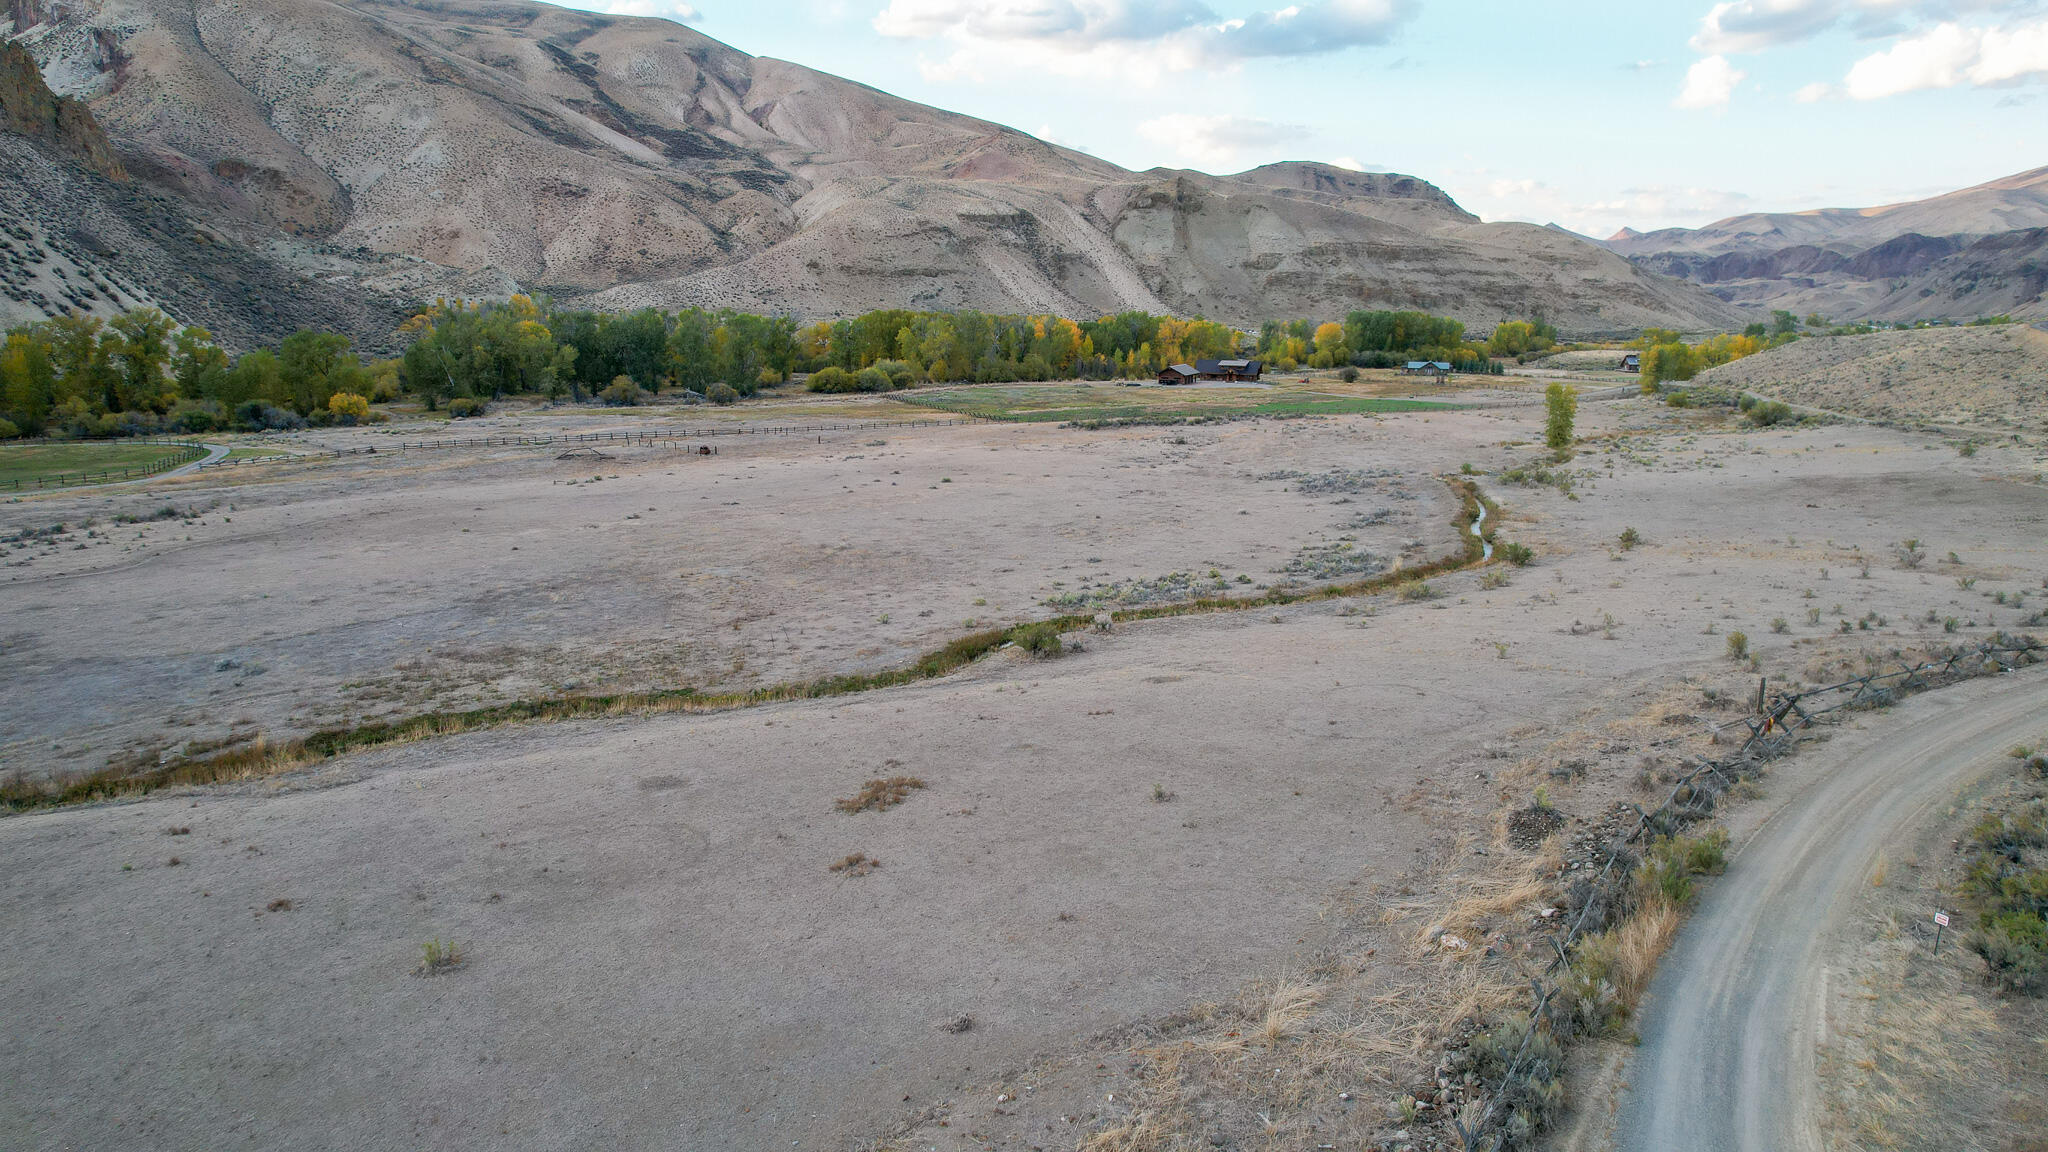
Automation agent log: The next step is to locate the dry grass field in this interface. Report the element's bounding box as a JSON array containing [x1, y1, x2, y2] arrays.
[[3, 377, 2047, 1151]]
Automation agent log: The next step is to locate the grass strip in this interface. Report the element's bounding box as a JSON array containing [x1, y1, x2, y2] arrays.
[[897, 394, 1457, 425], [2, 480, 1494, 813]]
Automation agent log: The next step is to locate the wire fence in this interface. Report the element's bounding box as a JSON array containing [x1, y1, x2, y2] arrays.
[[193, 418, 972, 469], [2, 443, 208, 491], [1454, 632, 2047, 1152]]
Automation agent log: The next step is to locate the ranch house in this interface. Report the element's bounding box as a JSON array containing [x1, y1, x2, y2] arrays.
[[1194, 358, 1263, 382]]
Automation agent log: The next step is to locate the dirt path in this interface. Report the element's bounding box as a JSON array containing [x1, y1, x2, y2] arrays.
[[1612, 667, 2048, 1151], [163, 442, 228, 477]]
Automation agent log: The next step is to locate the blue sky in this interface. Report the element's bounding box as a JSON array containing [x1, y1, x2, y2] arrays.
[[571, 1, 2048, 237]]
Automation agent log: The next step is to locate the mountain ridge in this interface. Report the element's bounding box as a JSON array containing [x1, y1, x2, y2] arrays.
[[1602, 166, 2048, 321], [1, 0, 1746, 343]]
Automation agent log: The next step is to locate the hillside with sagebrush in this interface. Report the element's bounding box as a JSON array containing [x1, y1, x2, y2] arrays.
[[1696, 322, 2048, 432]]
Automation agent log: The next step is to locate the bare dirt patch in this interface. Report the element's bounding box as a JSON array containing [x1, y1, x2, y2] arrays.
[[4, 395, 2048, 1152], [0, 408, 1465, 780]]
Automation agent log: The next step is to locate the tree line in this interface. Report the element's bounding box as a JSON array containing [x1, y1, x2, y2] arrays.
[[3, 298, 1565, 439], [0, 308, 399, 438], [1633, 315, 1802, 387], [1253, 312, 1549, 373]]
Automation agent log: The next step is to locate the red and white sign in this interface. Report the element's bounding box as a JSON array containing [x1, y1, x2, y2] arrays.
[[1934, 911, 1951, 928]]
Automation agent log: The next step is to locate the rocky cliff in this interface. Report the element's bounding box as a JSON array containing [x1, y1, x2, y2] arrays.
[[0, 35, 120, 178]]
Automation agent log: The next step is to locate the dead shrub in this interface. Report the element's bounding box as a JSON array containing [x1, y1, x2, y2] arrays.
[[835, 775, 926, 814], [829, 853, 881, 876]]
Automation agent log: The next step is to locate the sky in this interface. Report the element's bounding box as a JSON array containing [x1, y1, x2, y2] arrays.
[[567, 0, 2048, 237]]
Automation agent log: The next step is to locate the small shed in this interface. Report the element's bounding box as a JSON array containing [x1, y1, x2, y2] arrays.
[[1157, 363, 1199, 385], [1621, 352, 1641, 372]]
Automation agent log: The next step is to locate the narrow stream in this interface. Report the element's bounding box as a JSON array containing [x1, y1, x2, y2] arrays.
[[1471, 499, 1493, 560]]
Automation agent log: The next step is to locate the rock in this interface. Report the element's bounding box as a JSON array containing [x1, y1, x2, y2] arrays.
[[941, 1014, 973, 1033], [1439, 934, 1470, 952]]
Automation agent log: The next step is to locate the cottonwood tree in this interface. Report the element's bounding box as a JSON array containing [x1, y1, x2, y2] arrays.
[[1545, 382, 1577, 456]]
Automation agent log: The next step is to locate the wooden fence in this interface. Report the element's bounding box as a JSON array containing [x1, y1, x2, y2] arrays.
[[3, 443, 207, 491], [1455, 633, 2046, 1151]]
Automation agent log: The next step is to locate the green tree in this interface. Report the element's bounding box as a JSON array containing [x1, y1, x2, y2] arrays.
[[1544, 381, 1577, 455], [41, 312, 117, 410], [1640, 342, 1700, 386], [172, 326, 230, 400], [278, 329, 363, 414], [667, 309, 715, 393], [0, 330, 57, 434], [1487, 319, 1557, 358], [107, 307, 176, 410], [222, 349, 285, 410]]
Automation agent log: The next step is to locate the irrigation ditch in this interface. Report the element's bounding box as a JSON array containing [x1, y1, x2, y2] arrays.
[[1443, 633, 2047, 1152], [0, 479, 1500, 812]]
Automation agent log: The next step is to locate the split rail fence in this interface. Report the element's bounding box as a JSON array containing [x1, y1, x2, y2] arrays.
[[3, 442, 207, 491], [1456, 633, 2046, 1152]]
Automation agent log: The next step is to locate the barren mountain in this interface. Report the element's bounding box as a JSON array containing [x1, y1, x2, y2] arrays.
[[2, 0, 1744, 345], [1608, 167, 2048, 259], [1606, 167, 2048, 322]]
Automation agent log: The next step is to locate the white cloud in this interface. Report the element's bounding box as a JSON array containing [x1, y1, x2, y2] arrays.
[[1675, 54, 1748, 106], [1136, 112, 1309, 170], [1843, 16, 2048, 97], [875, 0, 1417, 81], [1692, 0, 1842, 53], [1212, 0, 1415, 56], [1331, 155, 1365, 170], [1793, 79, 1837, 99], [592, 0, 702, 21], [1447, 170, 1763, 237]]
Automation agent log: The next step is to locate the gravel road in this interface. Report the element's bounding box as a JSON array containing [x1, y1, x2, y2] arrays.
[[1612, 667, 2048, 1151]]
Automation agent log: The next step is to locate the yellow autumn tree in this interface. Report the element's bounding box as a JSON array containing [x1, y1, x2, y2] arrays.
[[1311, 321, 1347, 368]]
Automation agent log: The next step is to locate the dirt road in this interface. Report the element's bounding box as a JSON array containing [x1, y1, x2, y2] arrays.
[[1612, 667, 2048, 1151]]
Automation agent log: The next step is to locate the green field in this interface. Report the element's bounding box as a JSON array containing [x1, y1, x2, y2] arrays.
[[899, 384, 1458, 424], [0, 442, 202, 489]]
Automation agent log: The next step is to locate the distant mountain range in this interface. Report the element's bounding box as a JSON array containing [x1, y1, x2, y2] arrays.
[[0, 0, 1743, 349], [1601, 168, 2048, 322]]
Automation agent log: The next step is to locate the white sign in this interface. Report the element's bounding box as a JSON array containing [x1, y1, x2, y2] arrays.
[[1934, 911, 1951, 928]]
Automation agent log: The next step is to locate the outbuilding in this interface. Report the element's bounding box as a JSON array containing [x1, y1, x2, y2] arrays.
[[1157, 363, 1199, 385], [1194, 358, 1264, 382]]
